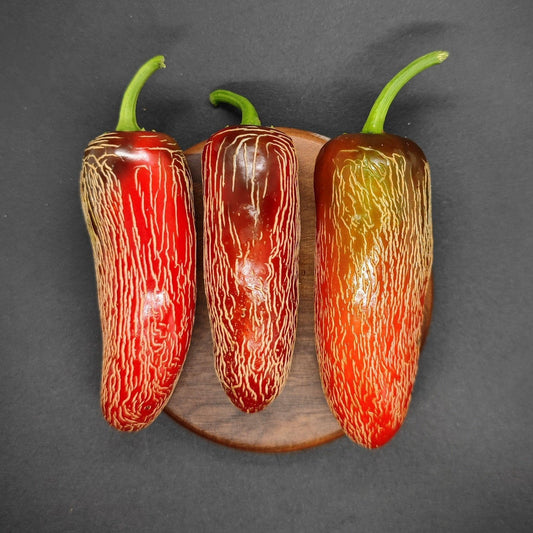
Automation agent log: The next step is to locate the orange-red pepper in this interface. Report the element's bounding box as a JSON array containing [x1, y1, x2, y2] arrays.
[[314, 51, 448, 447]]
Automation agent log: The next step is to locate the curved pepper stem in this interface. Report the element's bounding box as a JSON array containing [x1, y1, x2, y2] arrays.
[[361, 50, 449, 135], [115, 55, 166, 132], [209, 89, 262, 126]]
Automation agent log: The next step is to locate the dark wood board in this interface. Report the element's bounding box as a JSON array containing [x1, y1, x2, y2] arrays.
[[164, 128, 433, 452]]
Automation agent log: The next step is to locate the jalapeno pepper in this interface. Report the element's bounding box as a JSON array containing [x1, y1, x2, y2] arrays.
[[314, 51, 448, 447], [80, 56, 196, 431], [202, 90, 300, 413]]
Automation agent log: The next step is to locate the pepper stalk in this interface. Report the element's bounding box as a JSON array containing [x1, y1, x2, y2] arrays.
[[361, 50, 449, 135], [115, 55, 166, 132]]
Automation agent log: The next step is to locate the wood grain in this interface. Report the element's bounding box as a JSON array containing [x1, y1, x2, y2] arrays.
[[164, 128, 433, 452]]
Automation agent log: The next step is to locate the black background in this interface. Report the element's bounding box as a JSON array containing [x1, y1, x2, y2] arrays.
[[2, 1, 532, 531]]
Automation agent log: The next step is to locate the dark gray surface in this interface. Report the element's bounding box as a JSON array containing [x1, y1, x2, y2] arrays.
[[2, 1, 532, 531]]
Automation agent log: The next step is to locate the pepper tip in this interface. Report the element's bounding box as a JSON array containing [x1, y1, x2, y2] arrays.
[[436, 51, 449, 63]]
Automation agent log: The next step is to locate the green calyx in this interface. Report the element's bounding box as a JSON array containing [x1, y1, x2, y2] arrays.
[[209, 89, 262, 126], [361, 50, 449, 135], [115, 55, 165, 132]]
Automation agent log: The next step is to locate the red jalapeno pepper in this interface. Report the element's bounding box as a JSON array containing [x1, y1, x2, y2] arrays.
[[314, 51, 448, 448], [202, 90, 300, 413], [80, 56, 196, 431]]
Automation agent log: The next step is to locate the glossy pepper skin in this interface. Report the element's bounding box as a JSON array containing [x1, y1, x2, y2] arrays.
[[314, 52, 447, 448], [202, 90, 299, 413], [80, 57, 196, 431]]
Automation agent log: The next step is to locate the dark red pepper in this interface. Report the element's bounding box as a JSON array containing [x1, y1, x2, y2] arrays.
[[80, 56, 196, 431], [314, 51, 448, 447], [202, 90, 300, 413]]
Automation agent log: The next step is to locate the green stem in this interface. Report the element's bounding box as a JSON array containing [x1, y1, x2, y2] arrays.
[[209, 89, 261, 126], [361, 50, 449, 134], [115, 55, 165, 132]]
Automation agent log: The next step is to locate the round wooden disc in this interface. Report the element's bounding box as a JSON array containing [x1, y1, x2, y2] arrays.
[[164, 127, 433, 452]]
